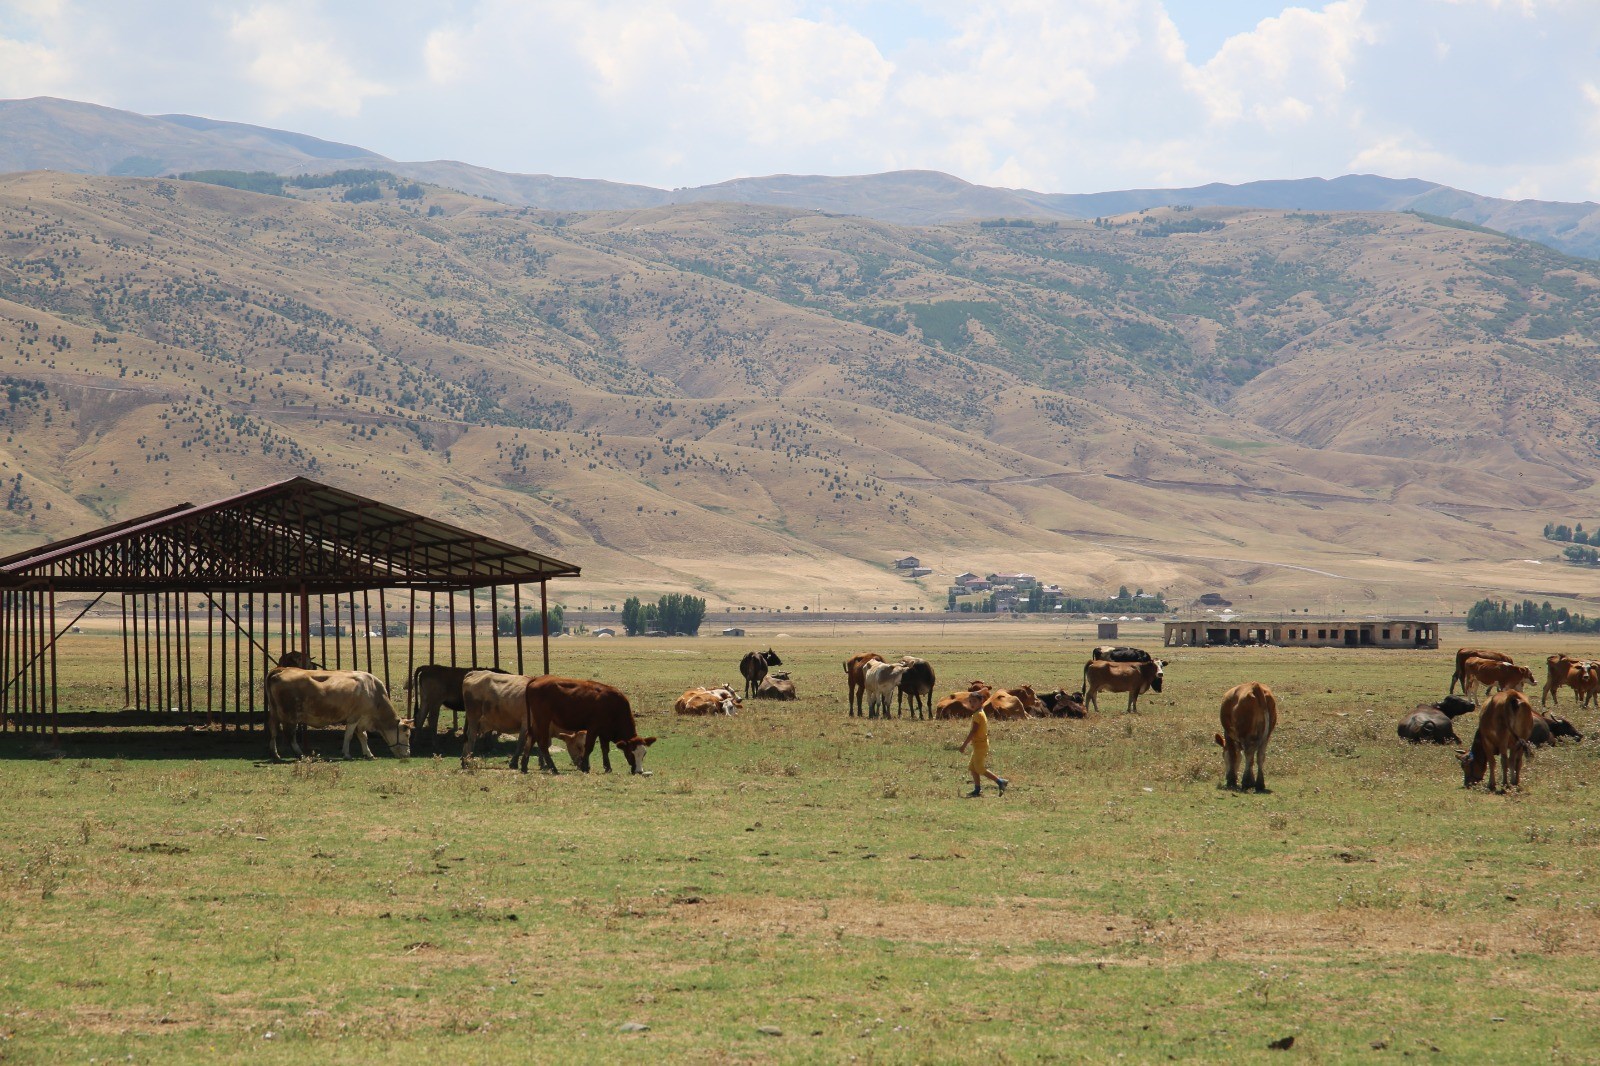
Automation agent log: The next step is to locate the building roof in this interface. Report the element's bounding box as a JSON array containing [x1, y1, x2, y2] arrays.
[[0, 476, 580, 593]]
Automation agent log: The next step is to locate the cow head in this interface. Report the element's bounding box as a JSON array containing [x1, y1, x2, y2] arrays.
[[278, 650, 321, 670], [1545, 715, 1583, 742], [763, 649, 783, 667], [388, 717, 414, 759], [1517, 666, 1535, 687], [1146, 659, 1167, 693], [1457, 747, 1486, 787], [554, 730, 589, 766], [620, 736, 657, 775]]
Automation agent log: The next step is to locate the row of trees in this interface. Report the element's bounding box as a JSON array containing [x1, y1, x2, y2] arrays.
[[1563, 545, 1600, 566], [1466, 598, 1600, 633], [1544, 522, 1599, 544], [495, 604, 564, 635], [621, 594, 707, 636]]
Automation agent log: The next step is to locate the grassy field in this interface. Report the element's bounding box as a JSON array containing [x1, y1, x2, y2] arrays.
[[3, 623, 1599, 1062]]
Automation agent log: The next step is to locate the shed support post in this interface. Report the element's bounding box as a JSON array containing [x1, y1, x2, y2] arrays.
[[299, 584, 311, 662], [47, 583, 56, 736], [540, 580, 550, 677], [490, 585, 500, 670], [513, 583, 524, 676]]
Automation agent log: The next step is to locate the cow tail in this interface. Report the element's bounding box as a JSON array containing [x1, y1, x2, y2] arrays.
[[1081, 659, 1090, 694]]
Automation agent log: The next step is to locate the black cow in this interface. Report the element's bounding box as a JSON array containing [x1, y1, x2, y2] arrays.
[[896, 657, 937, 719], [1398, 707, 1460, 745], [1529, 712, 1583, 747], [739, 648, 782, 699], [1038, 689, 1087, 718], [1435, 694, 1477, 719], [1091, 645, 1153, 664]]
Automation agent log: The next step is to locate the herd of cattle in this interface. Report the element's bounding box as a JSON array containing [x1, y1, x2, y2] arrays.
[[259, 639, 1593, 793]]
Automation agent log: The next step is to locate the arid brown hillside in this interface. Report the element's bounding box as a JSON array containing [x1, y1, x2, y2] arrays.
[[0, 171, 1596, 614]]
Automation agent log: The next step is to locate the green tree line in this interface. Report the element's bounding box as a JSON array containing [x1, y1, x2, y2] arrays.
[[621, 594, 707, 635], [1466, 597, 1600, 633]]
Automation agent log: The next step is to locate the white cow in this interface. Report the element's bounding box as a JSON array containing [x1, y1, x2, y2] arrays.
[[265, 667, 411, 761], [863, 661, 907, 719]]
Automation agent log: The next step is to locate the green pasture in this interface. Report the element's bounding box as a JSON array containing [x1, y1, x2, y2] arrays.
[[2, 626, 1599, 1063]]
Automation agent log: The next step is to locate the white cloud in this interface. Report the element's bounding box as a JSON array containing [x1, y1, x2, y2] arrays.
[[229, 4, 390, 118], [1185, 2, 1374, 125]]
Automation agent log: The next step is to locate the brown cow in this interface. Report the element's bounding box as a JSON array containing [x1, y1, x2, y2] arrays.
[[983, 685, 1043, 721], [522, 676, 656, 774], [1458, 689, 1536, 791], [844, 652, 885, 717], [1461, 656, 1534, 696], [461, 670, 587, 771], [935, 684, 991, 720], [406, 663, 507, 746], [1450, 647, 1512, 694], [1083, 659, 1166, 714], [265, 667, 411, 761], [1566, 660, 1600, 709], [1543, 655, 1575, 706], [1215, 681, 1278, 792], [754, 676, 797, 701], [675, 685, 742, 715]]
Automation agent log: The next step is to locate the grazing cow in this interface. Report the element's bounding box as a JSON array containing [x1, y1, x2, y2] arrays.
[[1216, 681, 1278, 792], [754, 675, 797, 701], [739, 649, 782, 698], [896, 657, 937, 719], [863, 660, 907, 719], [935, 685, 990, 720], [1528, 711, 1583, 747], [265, 667, 411, 761], [460, 670, 586, 771], [1458, 689, 1536, 791], [1461, 656, 1535, 696], [1038, 689, 1087, 718], [1091, 645, 1153, 664], [1450, 647, 1512, 694], [674, 685, 742, 715], [406, 664, 507, 747], [1083, 659, 1166, 714], [844, 652, 885, 717], [1398, 707, 1460, 745], [522, 675, 656, 775]]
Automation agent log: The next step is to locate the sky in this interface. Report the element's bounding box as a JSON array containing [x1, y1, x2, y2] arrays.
[[2, 0, 1598, 201]]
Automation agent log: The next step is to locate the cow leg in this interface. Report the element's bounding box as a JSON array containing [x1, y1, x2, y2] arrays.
[[1223, 739, 1239, 790], [1252, 738, 1270, 793], [600, 738, 613, 773], [351, 727, 375, 760], [268, 716, 283, 762]]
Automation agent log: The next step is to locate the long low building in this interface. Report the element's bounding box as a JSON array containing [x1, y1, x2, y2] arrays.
[[1163, 618, 1440, 649]]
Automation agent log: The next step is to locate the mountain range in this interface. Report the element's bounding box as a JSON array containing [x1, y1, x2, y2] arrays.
[[0, 160, 1598, 614], [5, 96, 1600, 260]]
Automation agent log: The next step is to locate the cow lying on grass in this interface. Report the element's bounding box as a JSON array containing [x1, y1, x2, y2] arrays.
[[265, 667, 411, 761], [675, 685, 742, 715]]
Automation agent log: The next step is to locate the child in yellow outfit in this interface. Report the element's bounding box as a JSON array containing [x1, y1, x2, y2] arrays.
[[959, 707, 1008, 797]]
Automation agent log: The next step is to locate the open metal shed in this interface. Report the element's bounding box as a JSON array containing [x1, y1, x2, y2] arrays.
[[0, 476, 580, 735]]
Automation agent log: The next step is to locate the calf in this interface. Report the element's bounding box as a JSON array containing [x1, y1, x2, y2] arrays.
[[1461, 656, 1534, 696], [265, 667, 411, 761], [896, 657, 937, 719], [522, 675, 656, 774], [1458, 689, 1536, 791], [844, 652, 885, 717], [1398, 707, 1460, 745], [862, 661, 907, 719], [1215, 681, 1277, 792], [1083, 658, 1166, 714], [1450, 647, 1512, 694]]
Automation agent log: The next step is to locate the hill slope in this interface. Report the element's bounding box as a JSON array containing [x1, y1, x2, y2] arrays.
[[0, 172, 1597, 613], [5, 97, 1600, 260]]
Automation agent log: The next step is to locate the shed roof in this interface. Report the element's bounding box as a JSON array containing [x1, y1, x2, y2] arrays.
[[0, 476, 579, 593]]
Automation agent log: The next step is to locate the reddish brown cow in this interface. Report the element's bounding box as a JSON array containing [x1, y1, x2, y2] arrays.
[[935, 685, 991, 720], [1083, 659, 1166, 714], [1450, 647, 1512, 694], [1215, 681, 1278, 792], [1461, 656, 1534, 696], [1565, 660, 1600, 709], [522, 675, 656, 774], [1458, 689, 1536, 791], [1543, 655, 1575, 706], [844, 652, 885, 717], [983, 685, 1044, 721]]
